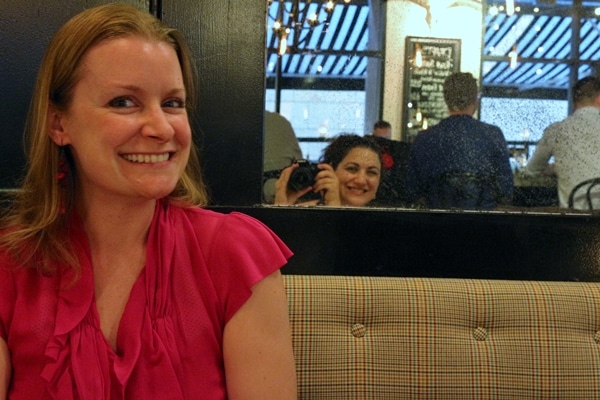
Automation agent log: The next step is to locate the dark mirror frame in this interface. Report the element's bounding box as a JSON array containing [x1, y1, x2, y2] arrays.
[[2, 0, 600, 281]]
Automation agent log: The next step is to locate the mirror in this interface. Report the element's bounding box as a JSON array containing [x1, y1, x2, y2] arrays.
[[263, 0, 599, 212]]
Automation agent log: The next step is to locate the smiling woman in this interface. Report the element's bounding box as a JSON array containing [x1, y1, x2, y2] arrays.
[[274, 134, 382, 206], [0, 3, 296, 399]]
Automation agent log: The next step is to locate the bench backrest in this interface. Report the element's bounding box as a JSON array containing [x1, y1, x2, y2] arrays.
[[283, 274, 600, 399]]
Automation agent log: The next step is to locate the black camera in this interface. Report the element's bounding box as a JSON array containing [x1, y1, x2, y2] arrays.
[[287, 159, 320, 191]]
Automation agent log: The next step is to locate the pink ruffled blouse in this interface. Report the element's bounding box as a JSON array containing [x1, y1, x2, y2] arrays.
[[0, 201, 292, 399]]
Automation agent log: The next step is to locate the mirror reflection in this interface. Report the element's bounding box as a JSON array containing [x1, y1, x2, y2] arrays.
[[263, 0, 600, 213]]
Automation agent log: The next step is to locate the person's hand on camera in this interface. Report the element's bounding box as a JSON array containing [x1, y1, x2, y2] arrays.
[[312, 164, 341, 206], [274, 163, 313, 205]]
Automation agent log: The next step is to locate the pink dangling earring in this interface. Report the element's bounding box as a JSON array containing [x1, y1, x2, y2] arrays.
[[57, 146, 69, 185], [57, 146, 69, 213]]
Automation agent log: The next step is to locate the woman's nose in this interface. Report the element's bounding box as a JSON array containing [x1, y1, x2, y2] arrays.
[[140, 106, 175, 140], [354, 171, 368, 184]]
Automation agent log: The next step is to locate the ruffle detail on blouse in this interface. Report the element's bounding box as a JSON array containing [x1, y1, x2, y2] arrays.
[[41, 315, 111, 400], [39, 217, 107, 400]]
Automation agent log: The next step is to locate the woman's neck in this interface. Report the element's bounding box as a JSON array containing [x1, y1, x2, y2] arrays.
[[76, 194, 157, 253]]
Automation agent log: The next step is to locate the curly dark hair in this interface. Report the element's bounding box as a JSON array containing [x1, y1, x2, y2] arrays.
[[321, 134, 382, 170]]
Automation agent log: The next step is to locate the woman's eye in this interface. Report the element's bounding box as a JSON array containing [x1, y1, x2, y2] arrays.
[[163, 98, 186, 108], [109, 97, 135, 108]]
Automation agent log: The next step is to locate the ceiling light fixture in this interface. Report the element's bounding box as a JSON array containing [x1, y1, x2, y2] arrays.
[[268, 0, 343, 57]]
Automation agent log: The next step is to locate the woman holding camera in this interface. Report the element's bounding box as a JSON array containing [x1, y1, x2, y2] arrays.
[[274, 134, 382, 207]]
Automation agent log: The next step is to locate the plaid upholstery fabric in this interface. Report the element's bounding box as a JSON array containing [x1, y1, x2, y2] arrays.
[[283, 275, 600, 400]]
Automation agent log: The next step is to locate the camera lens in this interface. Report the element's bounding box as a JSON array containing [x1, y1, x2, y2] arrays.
[[288, 168, 314, 191]]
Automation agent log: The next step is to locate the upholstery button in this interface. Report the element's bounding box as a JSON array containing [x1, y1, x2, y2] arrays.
[[351, 323, 366, 338], [594, 331, 600, 344], [473, 327, 488, 341]]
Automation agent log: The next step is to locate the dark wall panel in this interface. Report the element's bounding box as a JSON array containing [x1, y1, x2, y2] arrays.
[[161, 0, 266, 206], [0, 0, 149, 188]]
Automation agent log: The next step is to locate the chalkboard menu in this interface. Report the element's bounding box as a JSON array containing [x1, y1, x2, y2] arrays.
[[402, 37, 461, 141]]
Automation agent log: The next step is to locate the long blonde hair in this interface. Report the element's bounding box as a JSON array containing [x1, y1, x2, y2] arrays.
[[0, 3, 208, 274]]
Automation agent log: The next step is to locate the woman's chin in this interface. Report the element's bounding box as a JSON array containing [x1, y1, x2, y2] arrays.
[[134, 181, 178, 200], [343, 196, 373, 207]]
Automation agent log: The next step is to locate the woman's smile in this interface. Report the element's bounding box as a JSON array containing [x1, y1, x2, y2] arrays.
[[121, 152, 172, 164]]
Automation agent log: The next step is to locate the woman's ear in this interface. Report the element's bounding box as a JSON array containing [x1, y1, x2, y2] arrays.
[[47, 105, 71, 146]]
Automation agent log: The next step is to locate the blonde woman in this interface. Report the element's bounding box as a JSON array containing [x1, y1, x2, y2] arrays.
[[0, 4, 296, 399]]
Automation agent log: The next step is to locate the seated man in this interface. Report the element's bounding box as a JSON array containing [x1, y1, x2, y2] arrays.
[[525, 76, 600, 210], [405, 72, 513, 209], [263, 111, 303, 203], [372, 120, 393, 139]]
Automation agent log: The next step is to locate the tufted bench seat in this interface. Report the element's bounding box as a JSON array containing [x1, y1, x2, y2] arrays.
[[283, 274, 600, 399]]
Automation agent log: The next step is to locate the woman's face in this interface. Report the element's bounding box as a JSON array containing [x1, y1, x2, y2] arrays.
[[48, 36, 191, 204], [334, 147, 381, 206]]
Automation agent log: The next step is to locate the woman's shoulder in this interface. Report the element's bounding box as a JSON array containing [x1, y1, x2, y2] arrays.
[[172, 204, 258, 225], [172, 204, 226, 222], [166, 203, 278, 242], [164, 203, 292, 282]]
